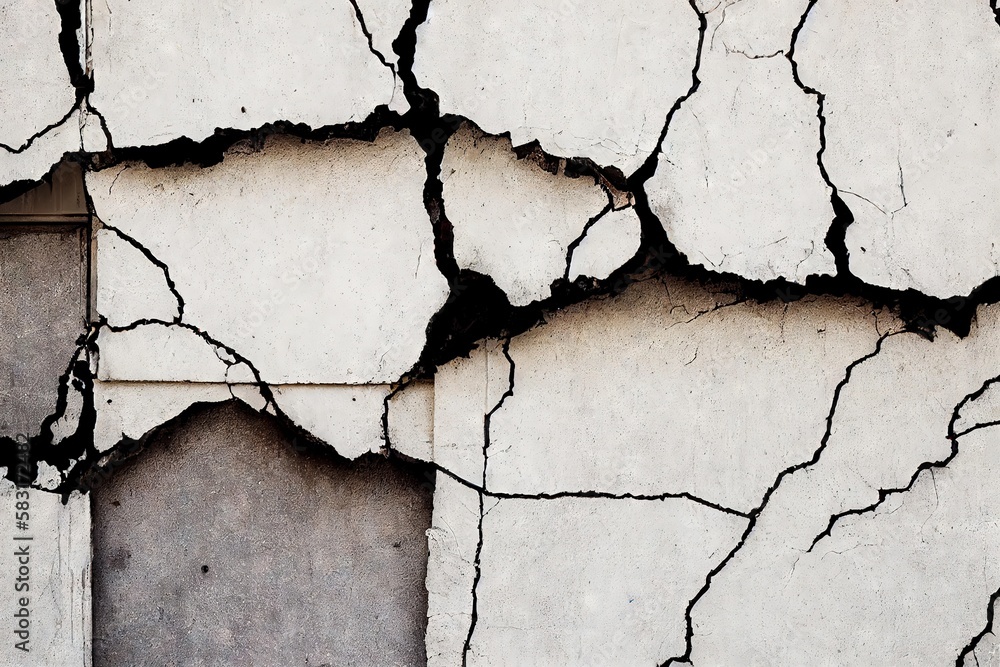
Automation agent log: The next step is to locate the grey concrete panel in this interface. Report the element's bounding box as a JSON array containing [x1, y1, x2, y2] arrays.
[[92, 402, 432, 667]]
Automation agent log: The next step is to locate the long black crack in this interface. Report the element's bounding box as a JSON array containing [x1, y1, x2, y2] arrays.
[[563, 202, 614, 281], [660, 332, 894, 666], [959, 585, 1000, 667], [100, 220, 184, 323], [808, 372, 1000, 552], [461, 337, 515, 666]]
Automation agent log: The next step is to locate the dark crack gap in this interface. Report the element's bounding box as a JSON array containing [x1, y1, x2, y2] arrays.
[[808, 372, 1000, 551], [660, 332, 894, 666], [99, 222, 185, 323], [346, 0, 397, 77]]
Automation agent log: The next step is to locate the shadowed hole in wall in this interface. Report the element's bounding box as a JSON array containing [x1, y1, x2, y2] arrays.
[[90, 401, 434, 667]]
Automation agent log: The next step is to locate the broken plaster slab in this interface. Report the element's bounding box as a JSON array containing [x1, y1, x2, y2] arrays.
[[486, 279, 889, 512], [272, 385, 390, 460], [414, 0, 701, 175], [0, 481, 90, 667], [89, 0, 397, 149], [648, 0, 835, 283], [796, 0, 1000, 299], [88, 129, 448, 385], [442, 126, 619, 306], [0, 0, 77, 153], [467, 497, 746, 666], [685, 302, 1000, 664], [95, 229, 180, 327], [96, 324, 231, 384], [567, 206, 642, 283]]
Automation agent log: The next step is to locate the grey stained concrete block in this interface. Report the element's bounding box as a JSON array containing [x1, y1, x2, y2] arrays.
[[91, 402, 433, 667], [0, 224, 87, 438]]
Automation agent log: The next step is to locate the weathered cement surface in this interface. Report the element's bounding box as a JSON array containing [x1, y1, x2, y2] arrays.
[[797, 0, 1000, 298], [469, 498, 745, 666], [488, 279, 886, 511], [92, 403, 432, 667], [414, 0, 701, 174], [89, 0, 396, 148], [88, 130, 448, 384], [0, 482, 90, 667], [0, 225, 87, 438]]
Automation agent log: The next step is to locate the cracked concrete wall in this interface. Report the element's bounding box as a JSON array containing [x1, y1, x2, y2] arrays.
[[5, 0, 1000, 665]]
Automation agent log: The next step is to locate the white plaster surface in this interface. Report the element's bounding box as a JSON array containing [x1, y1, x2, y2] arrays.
[[487, 279, 886, 511], [88, 130, 448, 384], [96, 229, 179, 327], [388, 381, 435, 463], [0, 0, 76, 152], [468, 498, 746, 666], [796, 0, 1000, 298], [89, 0, 396, 148], [0, 483, 90, 667], [442, 126, 611, 306], [414, 0, 701, 174], [567, 207, 642, 283], [96, 325, 230, 383], [649, 1, 835, 283]]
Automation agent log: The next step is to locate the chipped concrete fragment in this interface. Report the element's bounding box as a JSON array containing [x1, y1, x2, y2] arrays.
[[467, 498, 746, 666], [0, 0, 77, 152], [648, 1, 835, 283], [388, 381, 435, 463], [0, 483, 90, 667], [796, 0, 1000, 298], [94, 381, 233, 453], [415, 0, 701, 174], [89, 0, 396, 148], [96, 229, 180, 327], [88, 130, 447, 384], [97, 325, 230, 383], [487, 279, 886, 511], [567, 207, 642, 283], [272, 385, 390, 460], [425, 474, 480, 667], [442, 126, 611, 305]]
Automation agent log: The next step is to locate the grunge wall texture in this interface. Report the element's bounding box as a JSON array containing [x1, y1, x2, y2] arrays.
[[2, 0, 1000, 665]]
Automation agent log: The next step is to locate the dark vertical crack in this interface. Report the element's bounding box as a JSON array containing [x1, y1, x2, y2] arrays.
[[809, 373, 1000, 551], [462, 337, 515, 667], [661, 332, 894, 665], [787, 0, 854, 279]]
